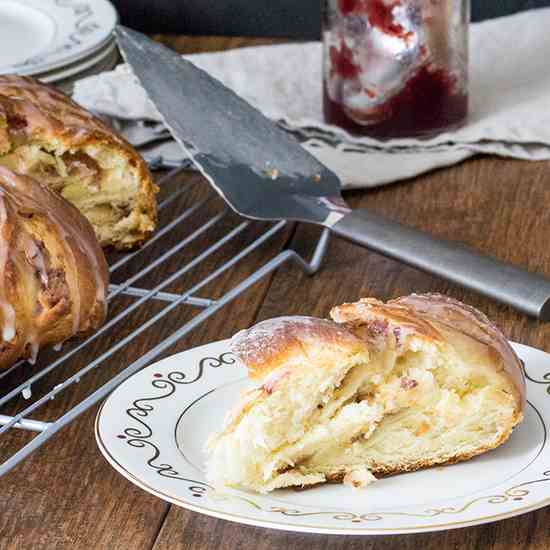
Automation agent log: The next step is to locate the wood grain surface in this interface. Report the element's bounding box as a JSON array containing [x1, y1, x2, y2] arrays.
[[1, 36, 550, 550]]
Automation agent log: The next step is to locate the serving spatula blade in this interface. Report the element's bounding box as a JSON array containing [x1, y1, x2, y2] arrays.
[[116, 26, 550, 319], [115, 26, 343, 226]]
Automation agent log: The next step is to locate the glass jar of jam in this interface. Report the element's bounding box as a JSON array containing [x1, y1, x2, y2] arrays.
[[323, 0, 469, 139]]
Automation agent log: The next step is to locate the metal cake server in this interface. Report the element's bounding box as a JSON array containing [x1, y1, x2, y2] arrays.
[[116, 26, 550, 320]]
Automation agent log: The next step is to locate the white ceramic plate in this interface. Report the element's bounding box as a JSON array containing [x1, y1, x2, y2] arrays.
[[96, 340, 550, 535], [37, 38, 117, 84], [0, 0, 117, 76]]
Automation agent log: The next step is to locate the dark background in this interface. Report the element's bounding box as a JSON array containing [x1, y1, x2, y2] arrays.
[[112, 0, 550, 38]]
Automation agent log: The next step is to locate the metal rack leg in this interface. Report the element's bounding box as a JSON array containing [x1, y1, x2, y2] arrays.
[[0, 227, 330, 476]]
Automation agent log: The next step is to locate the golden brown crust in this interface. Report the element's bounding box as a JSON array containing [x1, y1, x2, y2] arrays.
[[230, 316, 365, 381], [331, 294, 526, 412], [0, 75, 157, 249], [0, 166, 108, 369], [391, 293, 526, 409], [331, 297, 443, 343]]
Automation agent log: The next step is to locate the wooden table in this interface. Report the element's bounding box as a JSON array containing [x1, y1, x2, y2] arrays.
[[2, 36, 550, 550]]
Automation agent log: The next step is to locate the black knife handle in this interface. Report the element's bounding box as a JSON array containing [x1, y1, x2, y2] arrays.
[[331, 208, 550, 320]]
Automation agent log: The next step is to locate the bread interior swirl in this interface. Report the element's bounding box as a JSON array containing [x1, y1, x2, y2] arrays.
[[0, 140, 143, 248], [206, 323, 520, 492], [0, 74, 157, 249]]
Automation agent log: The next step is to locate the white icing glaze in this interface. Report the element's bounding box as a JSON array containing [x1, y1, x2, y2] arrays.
[[21, 232, 49, 286], [231, 315, 361, 376], [26, 334, 39, 365], [0, 195, 16, 343]]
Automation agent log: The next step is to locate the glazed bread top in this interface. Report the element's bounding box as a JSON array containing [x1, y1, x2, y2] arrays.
[[231, 316, 367, 381], [331, 293, 526, 410], [231, 295, 525, 411], [0, 166, 108, 367], [0, 75, 131, 153]]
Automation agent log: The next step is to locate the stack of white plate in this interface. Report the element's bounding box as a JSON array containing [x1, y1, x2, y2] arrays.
[[0, 0, 119, 93]]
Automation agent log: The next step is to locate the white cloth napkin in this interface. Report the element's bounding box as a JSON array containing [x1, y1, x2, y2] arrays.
[[74, 8, 550, 189]]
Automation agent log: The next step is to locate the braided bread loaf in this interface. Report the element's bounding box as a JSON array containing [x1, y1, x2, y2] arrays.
[[0, 75, 157, 250], [207, 294, 524, 493], [0, 166, 108, 368]]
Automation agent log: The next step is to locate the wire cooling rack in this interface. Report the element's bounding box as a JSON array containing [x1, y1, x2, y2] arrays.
[[0, 166, 331, 476]]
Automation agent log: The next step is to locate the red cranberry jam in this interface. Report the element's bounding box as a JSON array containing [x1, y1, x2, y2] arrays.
[[323, 0, 469, 138]]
